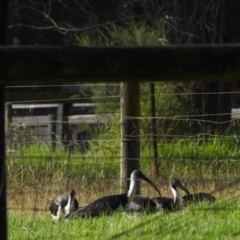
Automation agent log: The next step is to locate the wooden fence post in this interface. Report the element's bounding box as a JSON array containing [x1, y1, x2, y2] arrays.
[[0, 87, 6, 239], [5, 103, 12, 130], [47, 114, 54, 147], [0, 0, 8, 238], [55, 104, 64, 149], [120, 82, 140, 194], [55, 103, 71, 149]]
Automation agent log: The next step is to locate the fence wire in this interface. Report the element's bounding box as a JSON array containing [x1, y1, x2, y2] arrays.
[[5, 83, 240, 215]]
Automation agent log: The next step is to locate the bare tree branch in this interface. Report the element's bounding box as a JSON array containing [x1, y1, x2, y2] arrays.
[[9, 21, 121, 35]]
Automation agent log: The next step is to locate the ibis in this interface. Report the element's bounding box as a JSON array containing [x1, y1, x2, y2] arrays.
[[182, 192, 216, 203], [127, 195, 158, 213], [49, 189, 79, 220], [73, 170, 161, 218], [152, 179, 190, 211]]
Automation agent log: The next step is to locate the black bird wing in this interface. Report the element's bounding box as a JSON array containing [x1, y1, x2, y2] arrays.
[[182, 192, 216, 203], [152, 197, 174, 210], [75, 193, 128, 218], [128, 195, 156, 213]]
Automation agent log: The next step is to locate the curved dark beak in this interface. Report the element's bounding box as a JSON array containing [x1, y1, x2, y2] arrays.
[[178, 183, 191, 195], [137, 171, 161, 196], [70, 189, 76, 198]]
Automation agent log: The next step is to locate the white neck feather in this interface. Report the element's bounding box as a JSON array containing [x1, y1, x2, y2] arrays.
[[127, 173, 137, 203], [170, 185, 180, 206], [64, 194, 72, 215]]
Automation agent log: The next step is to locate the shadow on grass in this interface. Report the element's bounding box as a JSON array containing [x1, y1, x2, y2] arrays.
[[108, 195, 240, 240], [107, 212, 195, 240]]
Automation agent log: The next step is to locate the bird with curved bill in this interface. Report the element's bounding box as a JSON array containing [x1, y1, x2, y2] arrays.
[[73, 170, 161, 218], [127, 195, 158, 214], [182, 192, 216, 204], [152, 179, 190, 211], [49, 189, 79, 220]]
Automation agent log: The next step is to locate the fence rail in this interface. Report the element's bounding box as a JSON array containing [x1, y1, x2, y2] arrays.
[[1, 45, 240, 83]]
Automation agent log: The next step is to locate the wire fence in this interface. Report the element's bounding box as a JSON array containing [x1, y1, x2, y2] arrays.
[[6, 82, 240, 214]]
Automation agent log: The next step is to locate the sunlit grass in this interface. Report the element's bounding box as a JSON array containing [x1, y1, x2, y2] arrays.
[[7, 137, 240, 181], [6, 138, 240, 239], [8, 195, 240, 240], [6, 139, 240, 210]]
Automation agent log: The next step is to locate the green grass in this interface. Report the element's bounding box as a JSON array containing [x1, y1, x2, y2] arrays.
[[6, 138, 240, 235], [6, 138, 240, 239], [6, 138, 240, 198], [8, 136, 240, 175], [8, 196, 240, 240]]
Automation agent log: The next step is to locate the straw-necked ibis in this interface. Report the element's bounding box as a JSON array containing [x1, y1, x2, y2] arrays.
[[182, 192, 216, 203], [152, 179, 190, 211], [49, 189, 79, 220], [127, 195, 158, 213], [73, 170, 160, 218]]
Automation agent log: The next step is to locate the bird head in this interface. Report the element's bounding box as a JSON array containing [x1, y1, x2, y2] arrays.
[[132, 170, 161, 196], [170, 179, 190, 195]]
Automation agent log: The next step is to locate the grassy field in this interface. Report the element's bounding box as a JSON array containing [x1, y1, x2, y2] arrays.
[[6, 139, 240, 239], [8, 195, 240, 240]]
